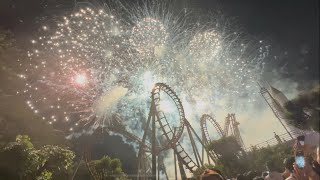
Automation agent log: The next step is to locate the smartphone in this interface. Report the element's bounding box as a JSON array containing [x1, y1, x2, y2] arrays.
[[295, 151, 305, 168], [297, 135, 305, 146]]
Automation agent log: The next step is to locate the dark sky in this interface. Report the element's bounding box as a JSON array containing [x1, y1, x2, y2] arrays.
[[1, 0, 319, 45], [190, 0, 319, 86], [1, 0, 319, 85], [1, 0, 318, 47], [1, 0, 318, 48]]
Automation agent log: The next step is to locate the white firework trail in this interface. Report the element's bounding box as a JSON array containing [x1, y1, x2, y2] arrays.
[[20, 1, 267, 139]]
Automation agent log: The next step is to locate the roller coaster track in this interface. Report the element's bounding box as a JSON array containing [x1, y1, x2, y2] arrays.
[[152, 83, 185, 152], [106, 114, 169, 178], [260, 86, 294, 139], [173, 141, 198, 172], [152, 83, 199, 173], [138, 83, 202, 179], [200, 113, 247, 159], [200, 114, 224, 145], [199, 114, 224, 163], [226, 113, 245, 149], [108, 113, 152, 151]]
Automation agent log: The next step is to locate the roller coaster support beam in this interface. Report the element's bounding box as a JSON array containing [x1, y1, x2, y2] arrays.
[[151, 97, 157, 180], [137, 103, 153, 179], [186, 124, 202, 166], [174, 149, 178, 180], [174, 148, 187, 180], [185, 120, 216, 163]]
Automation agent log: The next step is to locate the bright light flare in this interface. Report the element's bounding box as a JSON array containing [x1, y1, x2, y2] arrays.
[[143, 71, 156, 91], [73, 73, 88, 86]]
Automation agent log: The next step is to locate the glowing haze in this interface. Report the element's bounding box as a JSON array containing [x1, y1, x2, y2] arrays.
[[21, 1, 267, 142]]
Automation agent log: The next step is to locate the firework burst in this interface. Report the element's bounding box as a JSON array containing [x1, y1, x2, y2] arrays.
[[21, 1, 266, 136]]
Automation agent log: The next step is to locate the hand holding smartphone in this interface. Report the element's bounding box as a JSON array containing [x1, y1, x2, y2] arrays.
[[296, 151, 305, 169], [295, 135, 305, 169]]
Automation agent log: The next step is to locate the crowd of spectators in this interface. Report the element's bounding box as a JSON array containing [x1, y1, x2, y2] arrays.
[[200, 142, 320, 180]]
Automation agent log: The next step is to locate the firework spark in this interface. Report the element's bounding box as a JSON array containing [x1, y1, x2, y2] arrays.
[[22, 2, 266, 136]]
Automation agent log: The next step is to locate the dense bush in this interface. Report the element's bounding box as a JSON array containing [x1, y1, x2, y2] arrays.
[[195, 136, 292, 178]]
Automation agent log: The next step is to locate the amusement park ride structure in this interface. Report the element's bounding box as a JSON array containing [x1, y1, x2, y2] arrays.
[[249, 84, 309, 150], [81, 82, 309, 179], [200, 113, 246, 163], [136, 83, 211, 180], [259, 84, 294, 139], [74, 82, 313, 179], [133, 83, 246, 180], [79, 82, 246, 179], [259, 84, 311, 137]]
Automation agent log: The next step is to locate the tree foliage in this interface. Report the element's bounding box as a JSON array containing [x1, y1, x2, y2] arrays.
[[0, 135, 40, 179], [193, 163, 215, 179], [202, 136, 292, 178], [0, 135, 75, 180], [206, 136, 244, 177], [86, 155, 128, 180], [284, 84, 320, 132], [247, 144, 292, 172], [35, 145, 75, 179], [207, 136, 242, 158]]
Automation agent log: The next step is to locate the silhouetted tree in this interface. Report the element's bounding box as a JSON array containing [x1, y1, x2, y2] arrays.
[[284, 84, 320, 132], [86, 155, 128, 180], [0, 135, 75, 180], [204, 136, 292, 178], [206, 136, 244, 177]]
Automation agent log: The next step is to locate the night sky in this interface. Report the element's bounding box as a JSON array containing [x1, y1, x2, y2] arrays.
[[0, 0, 319, 176], [1, 0, 319, 85]]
